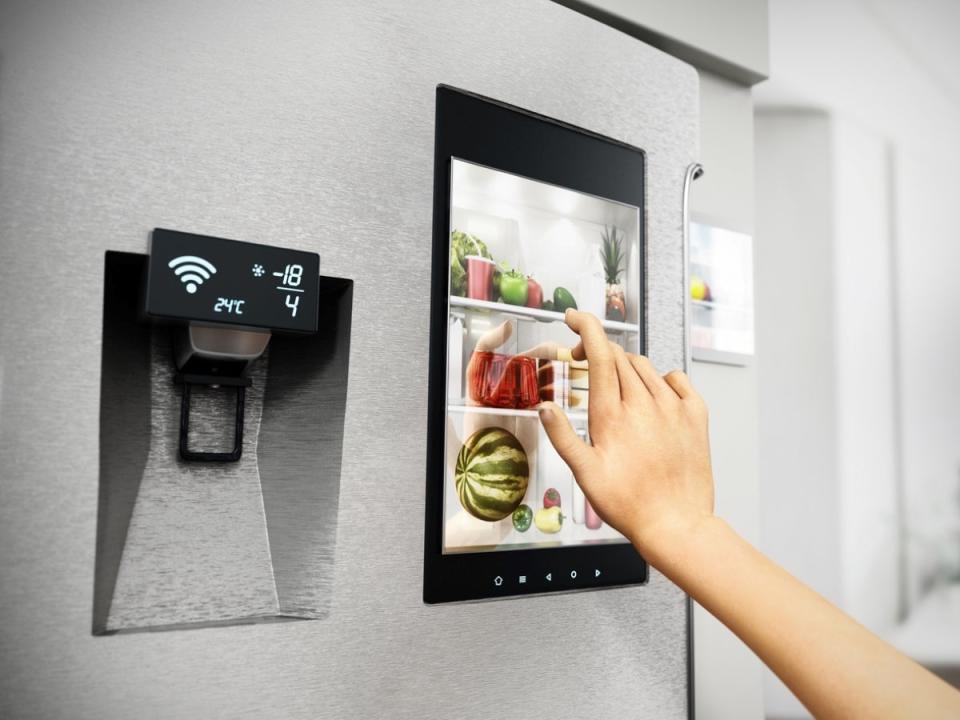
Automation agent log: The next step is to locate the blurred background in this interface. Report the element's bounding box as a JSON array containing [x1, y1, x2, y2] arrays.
[[672, 0, 960, 716], [755, 0, 960, 716]]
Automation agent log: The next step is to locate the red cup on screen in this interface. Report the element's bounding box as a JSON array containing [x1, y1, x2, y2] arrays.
[[465, 256, 495, 301]]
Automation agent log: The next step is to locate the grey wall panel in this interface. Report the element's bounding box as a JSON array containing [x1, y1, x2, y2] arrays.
[[689, 71, 765, 720], [557, 0, 770, 84], [0, 1, 698, 717]]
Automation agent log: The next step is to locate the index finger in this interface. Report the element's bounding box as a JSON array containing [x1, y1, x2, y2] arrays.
[[565, 309, 619, 409]]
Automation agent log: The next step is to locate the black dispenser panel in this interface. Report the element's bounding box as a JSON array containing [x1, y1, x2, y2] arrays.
[[146, 228, 320, 333]]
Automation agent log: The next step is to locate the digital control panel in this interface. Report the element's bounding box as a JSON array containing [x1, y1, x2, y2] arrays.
[[146, 229, 320, 332], [423, 86, 648, 603]]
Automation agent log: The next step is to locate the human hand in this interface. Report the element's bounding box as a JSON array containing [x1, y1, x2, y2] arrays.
[[538, 309, 714, 561], [542, 316, 960, 720]]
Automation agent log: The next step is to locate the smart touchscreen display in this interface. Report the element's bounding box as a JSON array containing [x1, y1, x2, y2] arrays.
[[442, 158, 641, 554]]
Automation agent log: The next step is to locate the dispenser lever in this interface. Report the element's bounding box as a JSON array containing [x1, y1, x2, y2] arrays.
[[172, 324, 270, 463], [177, 380, 248, 463]]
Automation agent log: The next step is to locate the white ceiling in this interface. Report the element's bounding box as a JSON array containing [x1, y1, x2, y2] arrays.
[[757, 0, 960, 155]]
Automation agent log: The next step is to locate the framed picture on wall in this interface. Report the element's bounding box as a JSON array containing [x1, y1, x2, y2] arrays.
[[689, 221, 755, 365]]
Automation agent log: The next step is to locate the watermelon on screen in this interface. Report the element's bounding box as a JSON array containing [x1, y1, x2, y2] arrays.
[[455, 427, 530, 521]]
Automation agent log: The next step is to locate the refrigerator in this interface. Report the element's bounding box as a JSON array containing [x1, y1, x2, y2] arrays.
[[0, 1, 700, 718]]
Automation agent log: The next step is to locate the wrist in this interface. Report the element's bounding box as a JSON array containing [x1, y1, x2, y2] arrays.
[[631, 512, 726, 573]]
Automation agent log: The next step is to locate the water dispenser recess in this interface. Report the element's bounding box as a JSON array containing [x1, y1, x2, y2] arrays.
[[423, 87, 648, 603], [94, 231, 353, 633]]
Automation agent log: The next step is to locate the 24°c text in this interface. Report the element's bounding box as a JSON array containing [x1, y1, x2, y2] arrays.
[[214, 297, 246, 315]]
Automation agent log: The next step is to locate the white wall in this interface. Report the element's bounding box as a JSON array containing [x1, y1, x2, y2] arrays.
[[832, 121, 900, 631], [754, 112, 840, 719], [755, 110, 840, 604], [755, 109, 902, 718], [894, 146, 960, 600]]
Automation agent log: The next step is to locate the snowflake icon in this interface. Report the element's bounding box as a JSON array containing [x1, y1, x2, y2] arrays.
[[251, 264, 265, 278]]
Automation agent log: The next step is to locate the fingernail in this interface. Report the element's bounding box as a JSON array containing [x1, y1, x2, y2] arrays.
[[537, 403, 553, 419]]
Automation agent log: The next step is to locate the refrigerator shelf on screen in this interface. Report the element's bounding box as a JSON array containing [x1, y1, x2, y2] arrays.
[[447, 403, 589, 422], [449, 296, 640, 334]]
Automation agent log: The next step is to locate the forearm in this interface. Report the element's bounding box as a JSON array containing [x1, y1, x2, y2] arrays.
[[643, 517, 960, 720]]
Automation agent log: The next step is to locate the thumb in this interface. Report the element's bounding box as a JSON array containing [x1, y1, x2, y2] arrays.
[[538, 402, 591, 474]]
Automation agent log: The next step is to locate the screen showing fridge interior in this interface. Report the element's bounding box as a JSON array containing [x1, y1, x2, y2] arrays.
[[443, 158, 641, 554]]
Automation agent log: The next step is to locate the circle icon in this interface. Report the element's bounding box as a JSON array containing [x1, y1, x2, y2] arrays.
[[570, 570, 577, 579]]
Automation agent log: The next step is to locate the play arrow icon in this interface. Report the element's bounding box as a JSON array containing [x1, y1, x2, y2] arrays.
[[595, 569, 601, 578], [545, 573, 552, 582]]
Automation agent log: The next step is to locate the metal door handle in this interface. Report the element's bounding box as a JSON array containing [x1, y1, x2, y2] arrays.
[[682, 163, 704, 372]]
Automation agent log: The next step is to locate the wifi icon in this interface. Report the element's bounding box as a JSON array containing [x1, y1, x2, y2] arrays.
[[168, 255, 217, 294]]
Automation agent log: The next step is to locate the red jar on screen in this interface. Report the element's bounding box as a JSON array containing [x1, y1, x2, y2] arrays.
[[468, 352, 539, 409]]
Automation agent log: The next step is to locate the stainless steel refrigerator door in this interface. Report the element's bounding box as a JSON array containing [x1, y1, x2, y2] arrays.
[[0, 1, 698, 717]]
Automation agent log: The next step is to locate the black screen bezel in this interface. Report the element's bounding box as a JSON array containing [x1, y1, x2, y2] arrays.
[[423, 85, 648, 604]]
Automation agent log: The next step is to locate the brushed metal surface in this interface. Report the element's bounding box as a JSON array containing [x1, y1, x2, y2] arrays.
[[0, 0, 698, 717], [105, 331, 277, 631], [257, 277, 353, 619]]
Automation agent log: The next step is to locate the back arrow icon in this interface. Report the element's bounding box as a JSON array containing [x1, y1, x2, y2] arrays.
[[545, 573, 552, 581]]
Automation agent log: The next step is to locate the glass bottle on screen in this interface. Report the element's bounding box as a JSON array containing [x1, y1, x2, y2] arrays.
[[585, 499, 603, 530], [541, 426, 572, 526], [579, 427, 603, 530], [572, 429, 587, 524], [447, 318, 464, 401]]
